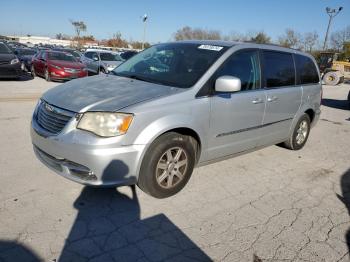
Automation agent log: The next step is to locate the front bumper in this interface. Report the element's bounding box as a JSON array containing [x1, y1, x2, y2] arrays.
[[0, 63, 21, 78], [49, 69, 88, 80], [31, 119, 145, 186]]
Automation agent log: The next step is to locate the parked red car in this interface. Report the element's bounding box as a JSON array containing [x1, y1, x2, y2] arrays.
[[31, 50, 87, 81]]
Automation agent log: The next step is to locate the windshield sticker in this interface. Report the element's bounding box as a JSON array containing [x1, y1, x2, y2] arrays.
[[198, 45, 223, 51]]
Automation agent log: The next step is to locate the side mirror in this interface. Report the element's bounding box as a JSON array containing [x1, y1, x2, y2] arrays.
[[215, 75, 241, 93], [93, 56, 99, 61]]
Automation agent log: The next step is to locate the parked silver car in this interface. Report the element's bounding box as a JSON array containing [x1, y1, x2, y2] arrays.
[[81, 50, 124, 74], [31, 41, 321, 198]]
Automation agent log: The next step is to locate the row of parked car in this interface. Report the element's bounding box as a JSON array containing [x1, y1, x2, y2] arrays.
[[0, 41, 138, 81]]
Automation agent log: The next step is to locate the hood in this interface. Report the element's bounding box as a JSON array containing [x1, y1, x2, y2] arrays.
[[0, 53, 16, 63], [102, 60, 123, 66], [20, 55, 34, 61], [42, 74, 181, 113], [49, 60, 84, 69]]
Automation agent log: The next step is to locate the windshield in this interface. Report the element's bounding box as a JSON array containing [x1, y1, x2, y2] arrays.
[[48, 52, 77, 62], [0, 43, 12, 54], [19, 49, 36, 56], [113, 43, 228, 88], [100, 52, 124, 61], [66, 50, 81, 59]]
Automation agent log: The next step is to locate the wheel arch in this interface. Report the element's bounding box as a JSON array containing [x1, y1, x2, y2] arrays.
[[133, 117, 204, 178]]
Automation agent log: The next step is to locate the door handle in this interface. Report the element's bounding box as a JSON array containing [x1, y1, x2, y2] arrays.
[[267, 96, 278, 102], [252, 98, 264, 104]]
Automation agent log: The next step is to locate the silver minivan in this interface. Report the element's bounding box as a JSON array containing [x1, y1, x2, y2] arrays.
[[31, 41, 321, 198]]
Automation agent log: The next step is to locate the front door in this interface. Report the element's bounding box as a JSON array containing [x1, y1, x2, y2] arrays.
[[208, 49, 266, 160]]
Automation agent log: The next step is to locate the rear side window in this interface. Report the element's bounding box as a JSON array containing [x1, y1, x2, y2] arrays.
[[262, 51, 295, 88], [295, 54, 319, 84]]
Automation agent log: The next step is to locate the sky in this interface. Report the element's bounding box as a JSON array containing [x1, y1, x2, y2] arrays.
[[0, 0, 349, 43]]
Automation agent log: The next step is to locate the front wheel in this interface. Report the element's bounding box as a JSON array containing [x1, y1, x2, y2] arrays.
[[137, 132, 197, 198], [44, 68, 51, 82], [282, 114, 311, 150], [31, 65, 36, 77]]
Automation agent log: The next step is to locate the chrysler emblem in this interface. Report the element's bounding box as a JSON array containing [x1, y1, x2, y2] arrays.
[[45, 103, 54, 112]]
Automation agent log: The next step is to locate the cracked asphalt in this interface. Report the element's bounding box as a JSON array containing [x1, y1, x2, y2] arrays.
[[0, 76, 349, 262]]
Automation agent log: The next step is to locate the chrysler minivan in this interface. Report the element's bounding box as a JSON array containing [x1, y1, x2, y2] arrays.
[[31, 41, 321, 198]]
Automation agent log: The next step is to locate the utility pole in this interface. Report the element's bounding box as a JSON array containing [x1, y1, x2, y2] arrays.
[[141, 14, 148, 50], [323, 6, 343, 50]]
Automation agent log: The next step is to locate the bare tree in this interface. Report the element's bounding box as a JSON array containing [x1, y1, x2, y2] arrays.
[[70, 20, 87, 47], [330, 26, 350, 51], [174, 26, 221, 40], [302, 31, 319, 52], [278, 28, 302, 49]]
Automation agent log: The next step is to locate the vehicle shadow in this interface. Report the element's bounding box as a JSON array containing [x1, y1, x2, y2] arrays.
[[337, 168, 350, 255], [0, 73, 33, 82], [59, 160, 211, 261], [0, 240, 40, 261], [322, 98, 349, 110]]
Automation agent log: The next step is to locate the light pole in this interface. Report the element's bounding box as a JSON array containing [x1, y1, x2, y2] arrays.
[[141, 14, 148, 50], [323, 6, 343, 50]]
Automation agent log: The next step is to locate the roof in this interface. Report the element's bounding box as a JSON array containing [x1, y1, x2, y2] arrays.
[[172, 40, 312, 58]]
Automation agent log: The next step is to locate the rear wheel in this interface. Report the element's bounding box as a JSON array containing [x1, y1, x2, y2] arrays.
[[323, 71, 341, 86], [282, 114, 311, 150], [137, 132, 197, 198], [99, 67, 107, 74]]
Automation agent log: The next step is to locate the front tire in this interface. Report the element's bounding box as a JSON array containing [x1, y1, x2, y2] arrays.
[[282, 114, 311, 150], [137, 132, 197, 198], [31, 65, 36, 77], [44, 68, 51, 82]]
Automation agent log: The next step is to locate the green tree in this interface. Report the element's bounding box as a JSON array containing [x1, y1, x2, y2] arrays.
[[250, 32, 271, 44]]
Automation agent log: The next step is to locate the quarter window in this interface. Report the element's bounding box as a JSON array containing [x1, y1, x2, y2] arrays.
[[262, 51, 295, 88], [295, 54, 319, 84], [216, 50, 261, 91]]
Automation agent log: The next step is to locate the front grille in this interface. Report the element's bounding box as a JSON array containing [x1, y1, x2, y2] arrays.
[[64, 68, 80, 73], [0, 60, 10, 65], [36, 101, 75, 135]]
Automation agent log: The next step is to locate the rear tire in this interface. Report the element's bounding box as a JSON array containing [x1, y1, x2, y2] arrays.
[[282, 114, 311, 150], [99, 67, 107, 74], [137, 132, 197, 198], [323, 71, 341, 86]]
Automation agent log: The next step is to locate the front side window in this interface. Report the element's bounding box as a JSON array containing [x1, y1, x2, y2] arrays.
[[295, 54, 319, 84], [84, 52, 93, 59], [263, 51, 295, 88], [113, 43, 228, 88], [215, 50, 261, 91], [0, 43, 12, 54]]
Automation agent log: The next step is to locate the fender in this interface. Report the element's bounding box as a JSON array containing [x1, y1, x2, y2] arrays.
[[133, 114, 207, 178]]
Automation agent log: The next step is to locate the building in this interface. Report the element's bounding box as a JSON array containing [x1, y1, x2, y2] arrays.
[[6, 35, 72, 47]]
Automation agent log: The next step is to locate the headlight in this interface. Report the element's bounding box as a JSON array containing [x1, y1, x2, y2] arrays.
[[77, 112, 133, 137], [10, 58, 19, 64], [51, 64, 62, 70]]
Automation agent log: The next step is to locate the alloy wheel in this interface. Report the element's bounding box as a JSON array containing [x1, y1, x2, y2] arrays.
[[156, 147, 188, 189], [296, 120, 308, 145]]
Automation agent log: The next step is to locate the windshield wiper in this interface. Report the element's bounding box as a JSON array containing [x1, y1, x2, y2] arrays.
[[114, 73, 160, 84]]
